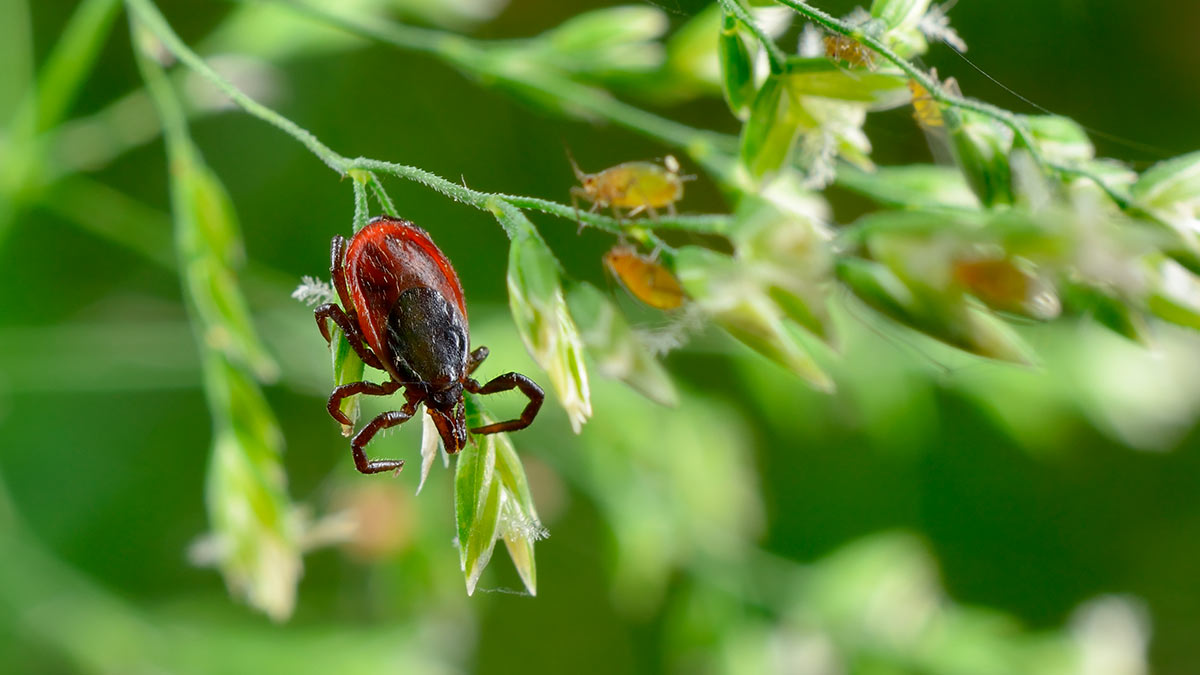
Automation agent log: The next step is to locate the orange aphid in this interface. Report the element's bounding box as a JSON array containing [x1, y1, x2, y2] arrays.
[[603, 245, 687, 310], [824, 35, 874, 68], [953, 257, 1060, 319], [571, 155, 687, 220]]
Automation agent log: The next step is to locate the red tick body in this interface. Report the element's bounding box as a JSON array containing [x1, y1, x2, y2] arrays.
[[344, 219, 469, 386], [314, 216, 544, 474]]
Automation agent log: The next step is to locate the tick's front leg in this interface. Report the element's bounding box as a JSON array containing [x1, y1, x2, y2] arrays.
[[314, 303, 385, 371], [465, 373, 545, 435]]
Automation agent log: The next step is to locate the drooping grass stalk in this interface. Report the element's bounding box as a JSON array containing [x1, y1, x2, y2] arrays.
[[261, 0, 1130, 210], [133, 16, 302, 620], [125, 0, 731, 237]]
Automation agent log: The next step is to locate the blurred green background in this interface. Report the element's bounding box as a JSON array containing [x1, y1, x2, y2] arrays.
[[3, 0, 1200, 673]]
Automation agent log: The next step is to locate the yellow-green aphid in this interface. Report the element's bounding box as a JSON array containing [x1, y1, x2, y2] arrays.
[[570, 154, 688, 220]]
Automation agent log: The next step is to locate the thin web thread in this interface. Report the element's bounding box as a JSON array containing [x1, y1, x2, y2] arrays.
[[939, 39, 1175, 159]]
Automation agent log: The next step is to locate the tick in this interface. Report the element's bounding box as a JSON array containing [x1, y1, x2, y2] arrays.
[[570, 154, 688, 221], [314, 216, 544, 474]]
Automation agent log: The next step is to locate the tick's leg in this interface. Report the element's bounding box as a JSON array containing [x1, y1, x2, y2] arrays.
[[330, 235, 353, 311], [327, 378, 402, 427], [627, 204, 646, 218], [646, 205, 660, 221], [465, 373, 545, 435], [314, 303, 385, 371], [666, 202, 677, 217], [467, 346, 489, 375], [350, 398, 419, 474]]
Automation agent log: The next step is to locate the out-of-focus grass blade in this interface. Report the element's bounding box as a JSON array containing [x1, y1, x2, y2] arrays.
[[0, 0, 32, 126]]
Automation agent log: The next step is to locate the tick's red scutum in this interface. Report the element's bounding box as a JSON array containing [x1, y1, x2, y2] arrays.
[[343, 218, 467, 380]]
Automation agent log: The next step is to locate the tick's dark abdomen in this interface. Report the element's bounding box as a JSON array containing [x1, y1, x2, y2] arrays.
[[386, 286, 468, 385]]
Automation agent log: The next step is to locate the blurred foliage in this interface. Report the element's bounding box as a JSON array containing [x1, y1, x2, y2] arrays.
[[3, 0, 1200, 673]]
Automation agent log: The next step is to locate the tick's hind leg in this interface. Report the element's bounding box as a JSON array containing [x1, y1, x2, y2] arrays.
[[326, 378, 402, 428], [465, 372, 545, 435], [350, 398, 419, 475], [314, 303, 385, 371]]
